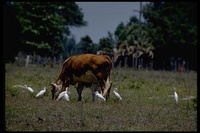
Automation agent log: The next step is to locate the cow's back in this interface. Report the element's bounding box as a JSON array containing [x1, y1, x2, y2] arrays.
[[64, 54, 111, 77]]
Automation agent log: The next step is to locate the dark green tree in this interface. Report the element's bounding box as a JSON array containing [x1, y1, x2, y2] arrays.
[[98, 32, 114, 56], [63, 36, 76, 58], [78, 35, 95, 54], [11, 2, 86, 57], [143, 2, 197, 70], [114, 22, 126, 45]]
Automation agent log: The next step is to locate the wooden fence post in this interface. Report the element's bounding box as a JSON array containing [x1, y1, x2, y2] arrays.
[[25, 55, 30, 68]]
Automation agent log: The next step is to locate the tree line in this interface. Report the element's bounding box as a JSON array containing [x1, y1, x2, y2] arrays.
[[3, 2, 197, 71]]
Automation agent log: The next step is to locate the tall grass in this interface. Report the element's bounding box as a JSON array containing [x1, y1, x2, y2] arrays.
[[5, 64, 197, 131]]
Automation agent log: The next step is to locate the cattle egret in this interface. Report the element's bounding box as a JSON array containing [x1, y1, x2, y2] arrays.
[[24, 85, 34, 93], [36, 87, 46, 97], [173, 87, 178, 104], [65, 87, 71, 95], [94, 91, 106, 101], [56, 87, 69, 101], [63, 91, 70, 101], [113, 88, 122, 100], [56, 91, 66, 101], [12, 84, 34, 93]]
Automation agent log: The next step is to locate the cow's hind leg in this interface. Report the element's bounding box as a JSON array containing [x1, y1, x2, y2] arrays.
[[106, 82, 112, 100], [77, 84, 83, 101]]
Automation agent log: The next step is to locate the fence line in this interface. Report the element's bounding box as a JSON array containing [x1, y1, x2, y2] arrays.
[[13, 51, 188, 72], [14, 51, 64, 67]]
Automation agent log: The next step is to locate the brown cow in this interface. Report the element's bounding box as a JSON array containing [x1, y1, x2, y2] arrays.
[[51, 54, 112, 101]]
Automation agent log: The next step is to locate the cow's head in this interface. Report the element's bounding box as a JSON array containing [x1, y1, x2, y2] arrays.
[[50, 80, 64, 100]]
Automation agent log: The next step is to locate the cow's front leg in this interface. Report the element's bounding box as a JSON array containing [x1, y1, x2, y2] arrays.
[[91, 91, 95, 102], [91, 81, 101, 102], [91, 86, 95, 102], [77, 84, 83, 101]]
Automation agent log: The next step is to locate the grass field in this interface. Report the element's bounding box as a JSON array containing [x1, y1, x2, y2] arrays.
[[5, 64, 197, 131]]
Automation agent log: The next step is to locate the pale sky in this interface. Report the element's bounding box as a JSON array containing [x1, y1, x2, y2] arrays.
[[70, 2, 148, 44]]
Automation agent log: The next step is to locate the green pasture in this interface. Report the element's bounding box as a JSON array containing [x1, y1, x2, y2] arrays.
[[5, 64, 197, 131]]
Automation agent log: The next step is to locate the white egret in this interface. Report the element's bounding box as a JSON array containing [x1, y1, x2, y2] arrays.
[[113, 88, 122, 100], [173, 87, 178, 104], [63, 91, 70, 101], [56, 87, 69, 101], [56, 91, 66, 101], [65, 87, 69, 92], [65, 87, 71, 95], [36, 87, 46, 98], [94, 91, 106, 101], [24, 85, 34, 93], [12, 84, 34, 93]]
